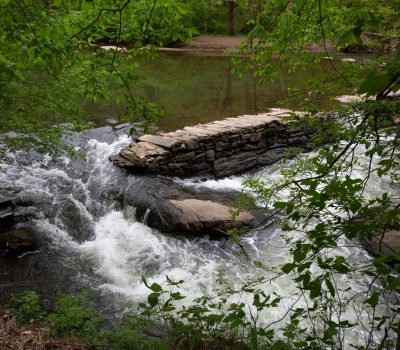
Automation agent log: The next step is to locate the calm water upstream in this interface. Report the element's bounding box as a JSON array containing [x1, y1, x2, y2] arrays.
[[0, 52, 396, 347], [86, 51, 344, 130]]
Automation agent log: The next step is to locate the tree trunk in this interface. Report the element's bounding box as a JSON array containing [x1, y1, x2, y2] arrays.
[[227, 1, 234, 36], [257, 0, 263, 12]]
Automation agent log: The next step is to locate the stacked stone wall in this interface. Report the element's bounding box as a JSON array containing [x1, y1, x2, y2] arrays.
[[110, 109, 314, 178]]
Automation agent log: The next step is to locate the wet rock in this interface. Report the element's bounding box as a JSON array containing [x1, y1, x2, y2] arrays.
[[111, 109, 314, 178], [167, 199, 254, 234], [142, 197, 258, 235], [256, 149, 286, 166], [0, 225, 36, 250], [379, 230, 400, 256], [363, 230, 400, 261], [127, 178, 263, 236], [358, 202, 400, 269], [0, 199, 36, 231], [137, 134, 183, 149], [0, 199, 38, 251], [214, 152, 258, 178]]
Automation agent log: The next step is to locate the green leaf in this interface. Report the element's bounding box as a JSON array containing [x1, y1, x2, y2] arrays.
[[298, 261, 312, 272], [309, 281, 322, 299], [333, 256, 350, 273], [150, 283, 162, 292], [270, 297, 281, 307], [171, 292, 185, 300], [282, 263, 295, 274], [337, 27, 362, 47], [353, 25, 362, 37], [148, 292, 160, 307], [359, 71, 390, 97], [325, 279, 335, 297], [365, 292, 379, 309], [323, 323, 338, 340], [273, 201, 287, 209], [388, 277, 400, 290]]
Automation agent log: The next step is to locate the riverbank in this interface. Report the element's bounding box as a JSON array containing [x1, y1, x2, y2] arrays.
[[99, 34, 339, 56], [0, 311, 88, 350], [153, 33, 397, 56], [158, 34, 336, 55], [158, 35, 247, 55]]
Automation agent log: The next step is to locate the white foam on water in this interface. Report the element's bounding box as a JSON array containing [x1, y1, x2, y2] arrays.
[[1, 132, 398, 348], [178, 176, 245, 192], [35, 219, 81, 251], [79, 210, 253, 300], [75, 205, 382, 347]]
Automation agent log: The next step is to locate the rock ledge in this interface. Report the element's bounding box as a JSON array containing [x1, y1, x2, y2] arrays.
[[110, 109, 314, 178]]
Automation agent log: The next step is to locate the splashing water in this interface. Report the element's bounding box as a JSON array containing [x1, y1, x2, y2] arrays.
[[0, 129, 397, 347]]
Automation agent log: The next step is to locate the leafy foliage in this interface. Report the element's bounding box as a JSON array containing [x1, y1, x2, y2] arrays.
[[136, 276, 295, 349], [184, 0, 261, 35], [98, 314, 170, 350], [6, 291, 44, 325], [226, 1, 400, 348], [0, 0, 178, 157], [46, 290, 100, 343]]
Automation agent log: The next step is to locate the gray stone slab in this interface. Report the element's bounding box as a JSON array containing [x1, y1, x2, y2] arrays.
[[182, 126, 219, 137], [138, 134, 183, 149], [197, 123, 237, 135]]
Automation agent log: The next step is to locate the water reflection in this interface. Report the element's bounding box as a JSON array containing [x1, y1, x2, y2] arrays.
[[86, 51, 339, 131]]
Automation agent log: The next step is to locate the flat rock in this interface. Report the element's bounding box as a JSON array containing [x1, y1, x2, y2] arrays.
[[128, 178, 263, 236], [168, 198, 254, 231], [138, 135, 183, 149], [369, 230, 400, 257], [120, 142, 169, 167], [182, 126, 220, 137], [145, 197, 257, 235], [381, 230, 400, 254]]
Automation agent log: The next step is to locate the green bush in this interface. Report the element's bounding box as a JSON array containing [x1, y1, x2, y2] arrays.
[[270, 340, 293, 350], [89, 0, 198, 46], [3, 289, 294, 349], [98, 314, 168, 350], [46, 290, 100, 343], [6, 291, 44, 325]]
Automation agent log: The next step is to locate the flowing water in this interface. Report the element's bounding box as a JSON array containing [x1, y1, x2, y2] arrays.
[[0, 128, 393, 345], [0, 52, 397, 347]]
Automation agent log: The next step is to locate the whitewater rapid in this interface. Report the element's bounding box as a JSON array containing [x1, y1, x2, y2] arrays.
[[0, 129, 396, 347]]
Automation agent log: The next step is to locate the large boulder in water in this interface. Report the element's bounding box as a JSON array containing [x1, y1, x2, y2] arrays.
[[0, 196, 38, 251], [0, 226, 37, 250], [143, 197, 256, 235], [131, 178, 262, 235]]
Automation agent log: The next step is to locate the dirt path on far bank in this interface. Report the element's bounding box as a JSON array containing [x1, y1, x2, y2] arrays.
[[158, 35, 247, 54], [190, 35, 246, 50], [159, 34, 336, 55]]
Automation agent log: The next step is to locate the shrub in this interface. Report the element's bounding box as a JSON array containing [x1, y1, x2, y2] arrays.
[[6, 291, 44, 325], [46, 290, 100, 343], [98, 314, 168, 350]]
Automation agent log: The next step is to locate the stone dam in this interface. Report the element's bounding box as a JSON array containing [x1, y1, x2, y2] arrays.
[[110, 108, 314, 178]]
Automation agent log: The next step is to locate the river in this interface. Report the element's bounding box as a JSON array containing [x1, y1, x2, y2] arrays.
[[0, 52, 397, 347]]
